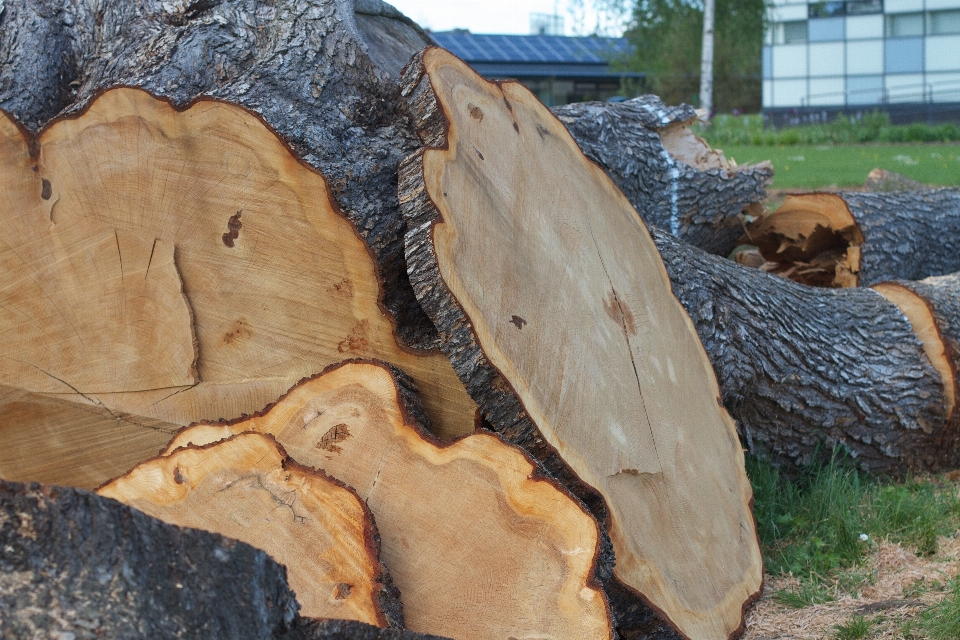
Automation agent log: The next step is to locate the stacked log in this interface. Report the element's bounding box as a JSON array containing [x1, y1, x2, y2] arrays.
[[555, 97, 773, 255], [399, 47, 762, 640]]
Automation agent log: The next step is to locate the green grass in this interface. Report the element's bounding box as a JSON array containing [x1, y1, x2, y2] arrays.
[[746, 451, 960, 607], [717, 143, 960, 189], [832, 615, 874, 640], [914, 579, 960, 639]]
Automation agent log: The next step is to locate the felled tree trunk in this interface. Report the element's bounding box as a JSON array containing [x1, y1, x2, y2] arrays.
[[399, 47, 762, 640], [0, 87, 477, 490], [0, 480, 300, 639], [554, 98, 772, 256], [874, 273, 960, 469], [747, 190, 960, 287], [161, 360, 615, 640], [98, 432, 401, 628], [652, 228, 951, 475]]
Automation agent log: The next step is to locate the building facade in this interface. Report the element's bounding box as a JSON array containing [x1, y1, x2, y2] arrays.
[[431, 31, 642, 106], [763, 0, 960, 122]]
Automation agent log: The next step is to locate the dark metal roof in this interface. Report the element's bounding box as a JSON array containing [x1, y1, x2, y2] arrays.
[[431, 31, 633, 66]]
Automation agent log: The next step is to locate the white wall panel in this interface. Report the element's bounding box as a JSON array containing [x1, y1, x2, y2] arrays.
[[846, 15, 883, 39], [885, 73, 925, 102], [810, 42, 845, 75], [808, 78, 846, 105], [846, 39, 884, 74], [927, 72, 960, 101], [926, 35, 960, 71], [774, 79, 808, 106], [763, 80, 774, 108], [927, 0, 960, 10], [885, 0, 925, 13], [773, 44, 808, 78]]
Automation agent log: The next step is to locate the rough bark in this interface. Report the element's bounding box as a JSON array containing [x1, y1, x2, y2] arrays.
[[98, 432, 401, 628], [553, 97, 772, 256], [0, 479, 300, 639], [748, 190, 960, 287], [0, 0, 438, 350], [399, 47, 761, 640], [652, 228, 951, 476], [161, 360, 615, 640], [0, 87, 477, 490], [873, 273, 960, 469]]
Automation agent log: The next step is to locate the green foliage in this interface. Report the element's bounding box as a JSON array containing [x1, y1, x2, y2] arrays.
[[695, 111, 960, 147], [832, 616, 874, 640], [915, 579, 960, 639], [746, 452, 960, 605], [619, 0, 765, 112]]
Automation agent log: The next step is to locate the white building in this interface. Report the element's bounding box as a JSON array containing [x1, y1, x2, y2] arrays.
[[764, 0, 960, 119]]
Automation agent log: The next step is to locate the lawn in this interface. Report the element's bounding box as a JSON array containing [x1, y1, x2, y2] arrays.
[[717, 143, 960, 190]]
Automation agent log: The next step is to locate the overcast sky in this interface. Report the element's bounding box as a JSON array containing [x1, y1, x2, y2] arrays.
[[386, 0, 626, 36]]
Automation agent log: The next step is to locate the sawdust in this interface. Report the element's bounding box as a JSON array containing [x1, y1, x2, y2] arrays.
[[743, 537, 960, 639]]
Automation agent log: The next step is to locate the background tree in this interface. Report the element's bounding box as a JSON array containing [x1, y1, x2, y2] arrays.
[[615, 0, 765, 113]]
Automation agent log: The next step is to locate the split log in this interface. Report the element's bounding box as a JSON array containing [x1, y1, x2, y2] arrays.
[[161, 360, 614, 640], [553, 97, 772, 256], [293, 619, 448, 640], [399, 48, 762, 640], [98, 432, 399, 627], [746, 190, 960, 287], [0, 87, 477, 490], [873, 273, 960, 468], [652, 227, 951, 475], [0, 479, 300, 639]]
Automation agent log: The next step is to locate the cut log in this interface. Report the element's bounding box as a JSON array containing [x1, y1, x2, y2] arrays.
[[652, 227, 951, 475], [873, 273, 960, 468], [98, 432, 398, 627], [0, 479, 300, 639], [864, 168, 931, 193], [399, 48, 762, 640], [0, 88, 477, 490], [161, 360, 614, 640], [553, 97, 772, 255], [293, 619, 448, 640], [746, 190, 960, 287], [0, 0, 440, 351]]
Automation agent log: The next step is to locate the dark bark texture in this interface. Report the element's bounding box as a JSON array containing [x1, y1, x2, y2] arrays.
[[652, 228, 951, 476], [399, 49, 676, 640], [0, 480, 300, 639], [0, 0, 439, 349], [881, 272, 960, 468], [553, 97, 772, 256], [290, 618, 448, 640], [841, 190, 960, 285]]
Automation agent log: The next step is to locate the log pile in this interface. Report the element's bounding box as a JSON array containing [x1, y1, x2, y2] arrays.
[[4, 1, 960, 638]]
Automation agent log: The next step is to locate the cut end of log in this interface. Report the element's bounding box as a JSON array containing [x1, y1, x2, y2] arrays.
[[748, 193, 864, 287], [400, 47, 763, 640], [658, 120, 730, 172], [873, 282, 956, 417], [98, 431, 392, 627], [1, 85, 478, 489], [163, 359, 613, 640]]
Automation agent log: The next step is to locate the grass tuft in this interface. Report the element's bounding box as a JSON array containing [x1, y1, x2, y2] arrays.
[[915, 579, 960, 639], [746, 450, 960, 606], [832, 615, 874, 640]]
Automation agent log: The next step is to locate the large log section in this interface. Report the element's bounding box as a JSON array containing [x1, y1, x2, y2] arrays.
[[747, 190, 960, 287], [99, 433, 401, 627], [652, 228, 951, 475], [160, 361, 614, 640], [0, 88, 477, 489], [399, 48, 762, 640], [554, 98, 772, 256]]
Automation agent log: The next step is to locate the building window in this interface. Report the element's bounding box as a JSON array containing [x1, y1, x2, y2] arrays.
[[809, 2, 846, 18], [885, 38, 923, 74], [886, 13, 924, 38], [929, 10, 960, 36], [775, 21, 808, 44], [809, 17, 845, 41], [846, 0, 882, 16]]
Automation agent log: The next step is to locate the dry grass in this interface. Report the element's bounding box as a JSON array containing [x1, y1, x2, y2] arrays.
[[743, 537, 960, 639]]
